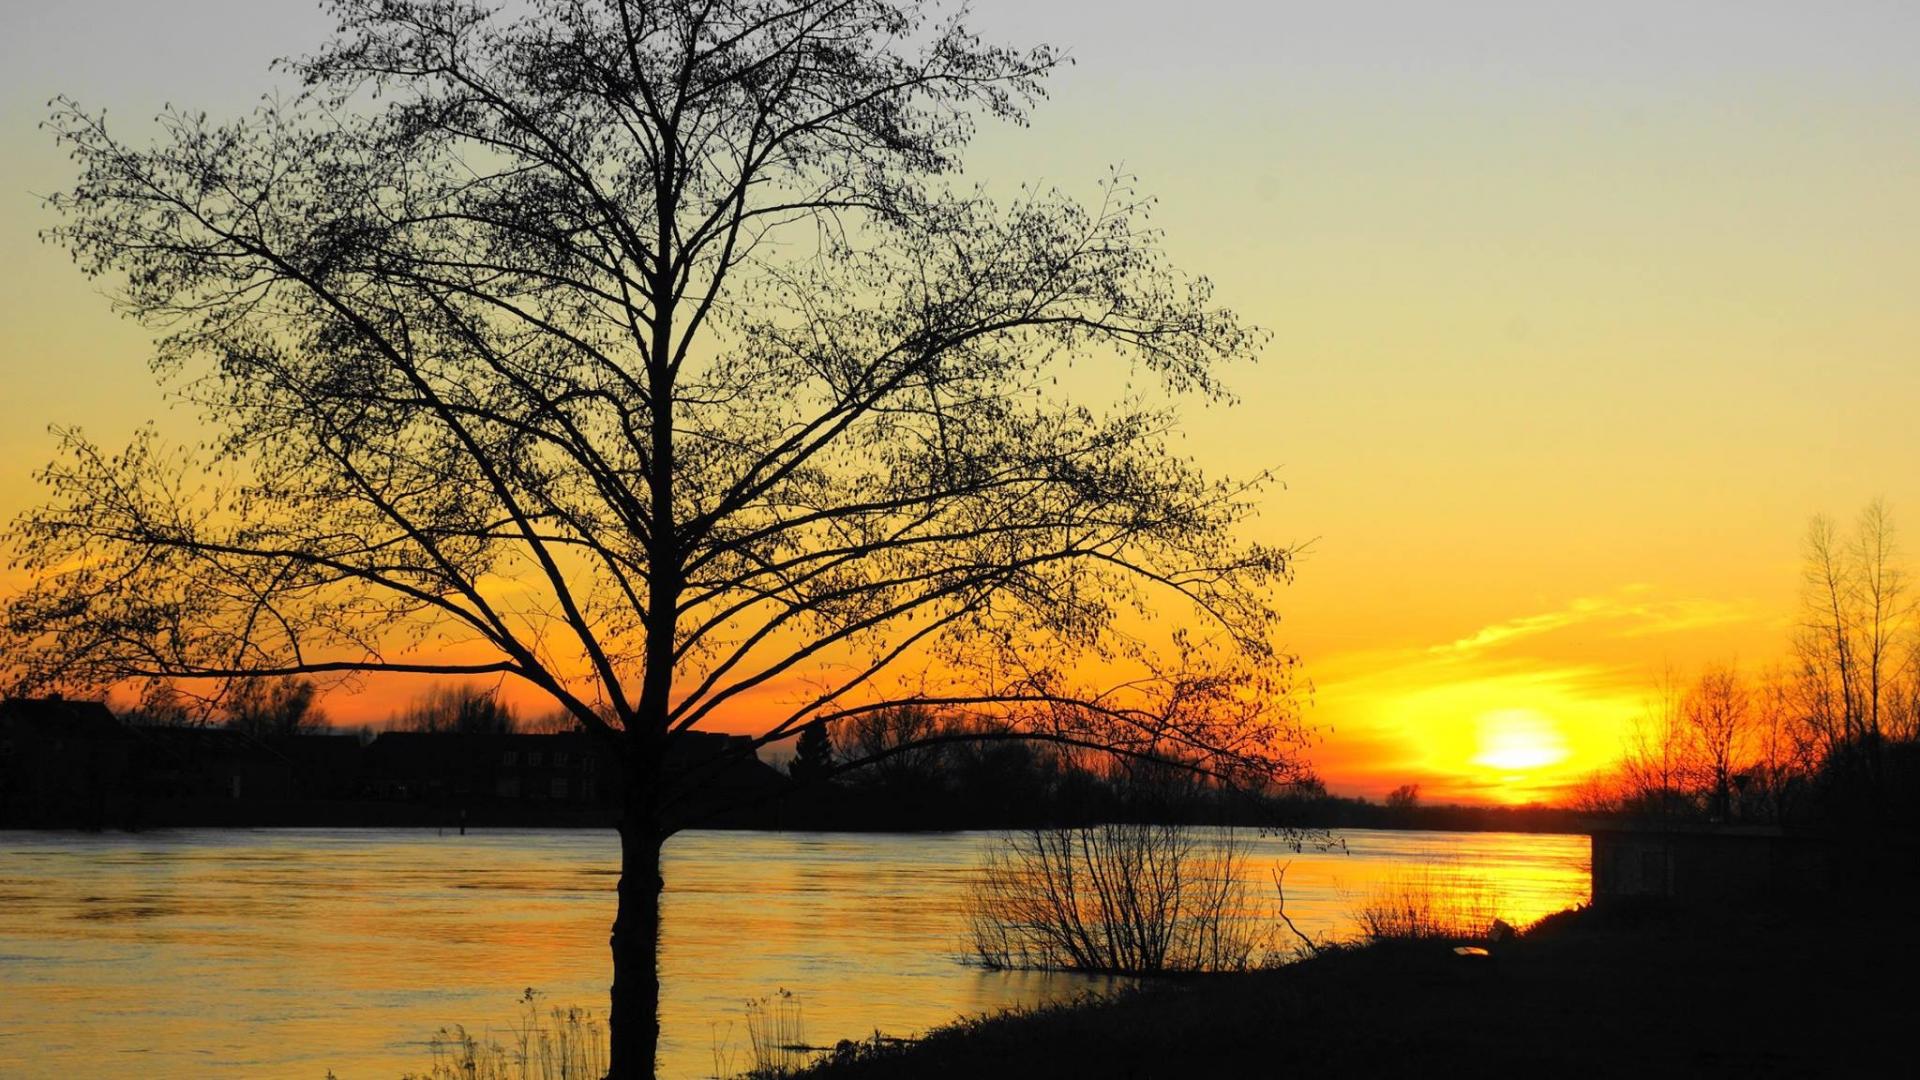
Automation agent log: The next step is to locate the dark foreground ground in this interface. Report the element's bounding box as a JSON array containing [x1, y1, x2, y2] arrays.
[[796, 899, 1914, 1079]]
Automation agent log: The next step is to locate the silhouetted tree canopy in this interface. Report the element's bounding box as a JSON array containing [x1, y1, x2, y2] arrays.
[[4, 1, 1304, 1073], [393, 683, 518, 734], [223, 676, 327, 738]]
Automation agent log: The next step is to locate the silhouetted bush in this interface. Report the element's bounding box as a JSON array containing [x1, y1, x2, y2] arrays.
[[966, 824, 1266, 974], [1351, 866, 1504, 943]]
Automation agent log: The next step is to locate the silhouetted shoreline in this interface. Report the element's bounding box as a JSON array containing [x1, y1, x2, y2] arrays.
[[788, 896, 1916, 1078]]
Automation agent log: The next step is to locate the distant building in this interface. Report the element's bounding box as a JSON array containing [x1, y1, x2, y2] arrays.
[[0, 697, 134, 827], [1589, 823, 1832, 907], [365, 731, 610, 805], [362, 729, 787, 818], [130, 725, 305, 803], [278, 733, 367, 799]]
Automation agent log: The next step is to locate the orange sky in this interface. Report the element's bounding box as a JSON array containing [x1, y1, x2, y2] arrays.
[[5, 2, 1919, 805]]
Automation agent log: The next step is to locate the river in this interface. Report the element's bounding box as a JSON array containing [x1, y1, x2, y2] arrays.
[[0, 827, 1589, 1078]]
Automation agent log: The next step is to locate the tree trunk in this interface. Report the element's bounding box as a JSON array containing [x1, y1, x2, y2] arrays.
[[609, 788, 664, 1079]]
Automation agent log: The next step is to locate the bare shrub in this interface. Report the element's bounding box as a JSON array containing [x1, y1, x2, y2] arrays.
[[1352, 866, 1503, 943], [967, 824, 1265, 974]]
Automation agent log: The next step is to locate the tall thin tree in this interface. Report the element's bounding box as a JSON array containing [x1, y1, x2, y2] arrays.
[[1796, 502, 1914, 752]]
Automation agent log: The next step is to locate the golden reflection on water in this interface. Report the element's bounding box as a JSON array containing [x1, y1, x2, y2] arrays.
[[0, 828, 1587, 1079]]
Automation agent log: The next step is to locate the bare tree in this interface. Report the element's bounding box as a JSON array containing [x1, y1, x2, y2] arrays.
[[1680, 663, 1749, 820], [1595, 664, 1792, 823], [1799, 514, 1859, 752], [838, 703, 945, 787], [1852, 499, 1910, 741], [1615, 667, 1691, 821], [114, 681, 206, 728], [520, 708, 588, 735], [393, 683, 520, 735], [223, 675, 328, 738], [1566, 768, 1625, 816], [1747, 664, 1815, 823], [1796, 502, 1914, 752], [1, 2, 1302, 1073]]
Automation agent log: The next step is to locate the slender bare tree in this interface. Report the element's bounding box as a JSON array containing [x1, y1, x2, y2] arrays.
[[2, 2, 1303, 1073], [1616, 666, 1689, 820], [1796, 501, 1914, 753], [1852, 499, 1910, 741], [1747, 664, 1821, 822], [1680, 663, 1749, 821], [1799, 514, 1860, 751]]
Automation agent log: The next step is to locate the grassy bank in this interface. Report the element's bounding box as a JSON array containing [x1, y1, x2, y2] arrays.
[[793, 898, 1912, 1078]]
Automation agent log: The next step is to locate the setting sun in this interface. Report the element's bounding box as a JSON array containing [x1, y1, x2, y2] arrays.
[[1472, 709, 1571, 773]]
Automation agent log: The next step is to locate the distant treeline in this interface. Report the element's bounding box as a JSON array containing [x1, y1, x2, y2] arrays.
[[120, 679, 578, 738]]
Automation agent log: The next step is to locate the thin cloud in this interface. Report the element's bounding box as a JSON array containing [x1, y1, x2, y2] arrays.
[[1430, 598, 1611, 655], [1430, 589, 1755, 657]]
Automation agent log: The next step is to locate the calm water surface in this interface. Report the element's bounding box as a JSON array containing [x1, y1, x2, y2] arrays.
[[0, 827, 1588, 1078]]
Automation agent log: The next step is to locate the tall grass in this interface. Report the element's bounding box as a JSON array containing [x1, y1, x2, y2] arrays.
[[743, 988, 812, 1077], [401, 987, 819, 1080], [1351, 865, 1504, 943], [399, 989, 606, 1080], [708, 987, 824, 1079]]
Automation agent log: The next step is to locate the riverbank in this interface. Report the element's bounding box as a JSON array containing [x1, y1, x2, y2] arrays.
[[795, 897, 1912, 1078]]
